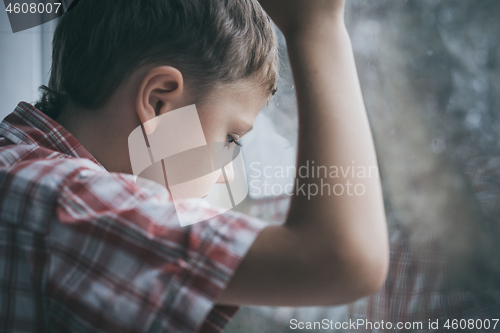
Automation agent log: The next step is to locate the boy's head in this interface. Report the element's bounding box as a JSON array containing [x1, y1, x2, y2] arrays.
[[38, 0, 278, 116], [36, 0, 279, 176]]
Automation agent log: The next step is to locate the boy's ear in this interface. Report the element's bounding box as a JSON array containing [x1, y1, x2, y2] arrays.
[[136, 66, 184, 134]]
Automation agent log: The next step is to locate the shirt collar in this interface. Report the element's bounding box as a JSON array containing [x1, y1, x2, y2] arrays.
[[0, 101, 103, 167]]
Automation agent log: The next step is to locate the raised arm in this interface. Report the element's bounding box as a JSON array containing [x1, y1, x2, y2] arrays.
[[218, 0, 389, 306]]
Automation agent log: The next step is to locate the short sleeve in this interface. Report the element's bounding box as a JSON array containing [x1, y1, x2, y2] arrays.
[[47, 167, 266, 333]]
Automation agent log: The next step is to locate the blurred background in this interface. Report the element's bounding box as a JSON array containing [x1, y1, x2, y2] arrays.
[[2, 1, 500, 332], [0, 8, 56, 117]]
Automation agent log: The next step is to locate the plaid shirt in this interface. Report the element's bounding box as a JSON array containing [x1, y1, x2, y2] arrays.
[[0, 102, 266, 333]]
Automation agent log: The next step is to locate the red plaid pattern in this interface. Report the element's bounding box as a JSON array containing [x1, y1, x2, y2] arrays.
[[0, 102, 266, 333]]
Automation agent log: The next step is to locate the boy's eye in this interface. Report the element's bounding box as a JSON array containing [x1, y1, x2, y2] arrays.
[[227, 134, 243, 147]]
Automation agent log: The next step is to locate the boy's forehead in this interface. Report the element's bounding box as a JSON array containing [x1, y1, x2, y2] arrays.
[[212, 80, 272, 103], [197, 84, 265, 112], [197, 83, 268, 126]]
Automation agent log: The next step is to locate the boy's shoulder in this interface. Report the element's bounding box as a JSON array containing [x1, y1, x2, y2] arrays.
[[0, 142, 106, 232], [0, 139, 103, 180]]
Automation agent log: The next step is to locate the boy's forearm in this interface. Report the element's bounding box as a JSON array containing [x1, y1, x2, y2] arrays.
[[219, 6, 389, 306], [285, 20, 389, 284]]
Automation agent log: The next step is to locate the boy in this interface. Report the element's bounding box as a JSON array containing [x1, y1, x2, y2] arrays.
[[0, 0, 389, 332]]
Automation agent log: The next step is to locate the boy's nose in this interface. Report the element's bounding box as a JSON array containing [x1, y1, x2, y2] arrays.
[[216, 163, 234, 184]]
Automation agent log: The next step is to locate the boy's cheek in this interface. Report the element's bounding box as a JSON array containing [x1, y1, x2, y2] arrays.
[[169, 169, 223, 200]]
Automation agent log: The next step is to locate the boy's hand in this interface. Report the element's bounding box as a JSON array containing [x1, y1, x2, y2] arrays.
[[258, 0, 345, 36]]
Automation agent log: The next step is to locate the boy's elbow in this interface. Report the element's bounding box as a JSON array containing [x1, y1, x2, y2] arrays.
[[358, 250, 390, 296], [319, 242, 389, 305], [341, 244, 390, 301], [343, 220, 390, 300]]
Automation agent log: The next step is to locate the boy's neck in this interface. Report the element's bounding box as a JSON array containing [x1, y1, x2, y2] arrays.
[[56, 99, 138, 174]]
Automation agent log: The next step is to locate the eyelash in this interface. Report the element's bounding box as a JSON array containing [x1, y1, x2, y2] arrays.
[[227, 134, 243, 147]]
